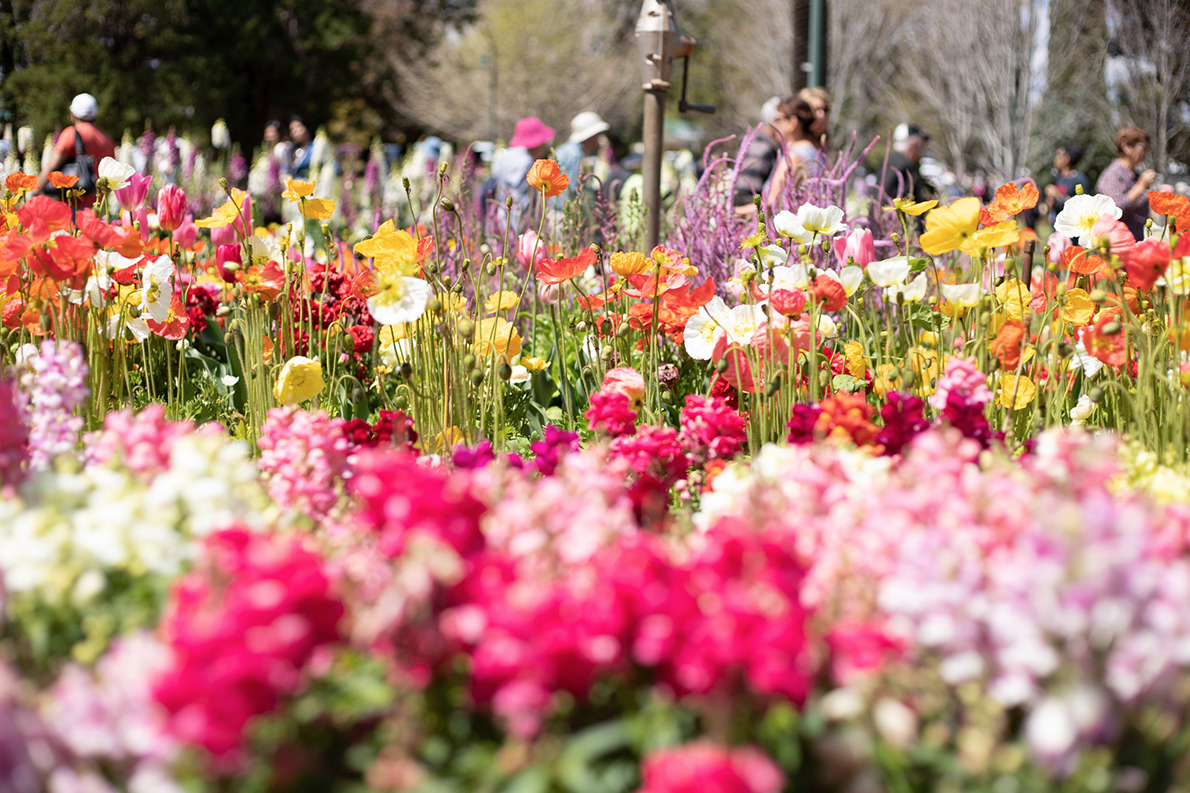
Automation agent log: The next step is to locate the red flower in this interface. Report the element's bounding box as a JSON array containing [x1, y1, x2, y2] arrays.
[[1126, 238, 1171, 291], [236, 261, 284, 301], [537, 246, 595, 285], [147, 295, 192, 340], [16, 195, 73, 234], [157, 185, 188, 232], [770, 288, 806, 318], [809, 275, 846, 312], [986, 182, 1039, 222], [526, 159, 569, 198], [1086, 310, 1127, 367], [1150, 191, 1190, 232]]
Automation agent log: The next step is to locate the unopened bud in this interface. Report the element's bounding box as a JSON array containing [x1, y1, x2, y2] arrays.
[[497, 361, 512, 381], [1101, 320, 1122, 336], [402, 176, 411, 191], [462, 353, 477, 370], [399, 362, 413, 379], [1088, 386, 1103, 403], [715, 358, 729, 374], [39, 313, 52, 332], [1090, 289, 1107, 303], [486, 262, 498, 276], [428, 298, 442, 313], [457, 319, 475, 339], [470, 369, 485, 386], [506, 196, 514, 208], [440, 198, 455, 213]]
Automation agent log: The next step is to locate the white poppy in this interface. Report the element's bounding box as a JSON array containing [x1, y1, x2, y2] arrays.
[[867, 256, 911, 287], [885, 272, 928, 303], [97, 157, 135, 191], [105, 310, 150, 342], [1068, 340, 1104, 379], [1158, 258, 1190, 295], [756, 244, 790, 269], [1054, 194, 1121, 247], [367, 275, 432, 325], [140, 255, 175, 322], [683, 296, 731, 360], [940, 283, 982, 308], [769, 263, 810, 290], [1069, 393, 1094, 427], [772, 210, 814, 243], [380, 336, 417, 368], [724, 303, 768, 345], [509, 365, 531, 384], [796, 203, 847, 237], [221, 375, 240, 387], [838, 265, 864, 296], [248, 234, 282, 265], [817, 314, 838, 339]]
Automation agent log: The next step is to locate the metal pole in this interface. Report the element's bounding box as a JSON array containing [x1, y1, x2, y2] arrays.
[[808, 0, 826, 88], [642, 89, 665, 251]]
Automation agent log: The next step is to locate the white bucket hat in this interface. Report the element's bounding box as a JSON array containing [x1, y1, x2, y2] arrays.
[[568, 111, 610, 144], [70, 93, 99, 121]]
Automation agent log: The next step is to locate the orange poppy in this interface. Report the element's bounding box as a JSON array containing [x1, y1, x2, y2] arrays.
[[989, 319, 1025, 369], [1150, 191, 1190, 232], [537, 246, 594, 284], [5, 173, 38, 195], [1086, 309, 1127, 367], [1062, 246, 1111, 279], [527, 159, 569, 198], [48, 172, 79, 189], [236, 261, 285, 301], [986, 182, 1039, 223]]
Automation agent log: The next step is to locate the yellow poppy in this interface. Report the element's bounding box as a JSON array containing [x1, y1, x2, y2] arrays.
[[273, 356, 324, 405], [195, 191, 249, 229], [282, 178, 316, 202], [354, 220, 420, 276], [998, 373, 1036, 410], [474, 317, 523, 359], [300, 198, 336, 220], [994, 279, 1032, 321], [1060, 288, 1094, 326], [919, 197, 981, 255], [890, 197, 938, 216], [521, 356, 550, 373], [959, 221, 1020, 258], [610, 251, 649, 277], [484, 290, 520, 313]]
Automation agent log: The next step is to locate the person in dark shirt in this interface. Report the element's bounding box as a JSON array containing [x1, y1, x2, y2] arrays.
[[733, 98, 790, 215], [881, 124, 933, 205], [1044, 143, 1093, 220]]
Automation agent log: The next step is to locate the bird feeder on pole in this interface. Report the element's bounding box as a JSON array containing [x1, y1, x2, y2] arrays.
[[634, 0, 711, 252]]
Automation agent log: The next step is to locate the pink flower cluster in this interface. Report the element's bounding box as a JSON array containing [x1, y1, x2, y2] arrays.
[[610, 425, 688, 524], [154, 528, 342, 764], [928, 356, 992, 411], [351, 451, 487, 558], [257, 406, 352, 522], [437, 518, 811, 738], [637, 742, 784, 793], [85, 404, 196, 478], [19, 340, 89, 470], [585, 390, 638, 437], [0, 380, 28, 489], [677, 394, 748, 468]]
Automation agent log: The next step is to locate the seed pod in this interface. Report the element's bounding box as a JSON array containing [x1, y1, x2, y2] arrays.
[[402, 176, 411, 191], [461, 258, 471, 272], [457, 319, 475, 339], [442, 275, 453, 289]]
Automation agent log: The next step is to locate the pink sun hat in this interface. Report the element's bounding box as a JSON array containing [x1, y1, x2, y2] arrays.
[[509, 117, 555, 149]]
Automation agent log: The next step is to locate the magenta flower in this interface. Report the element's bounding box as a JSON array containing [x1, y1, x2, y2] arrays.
[[833, 227, 876, 268], [156, 185, 187, 232], [114, 172, 152, 212]]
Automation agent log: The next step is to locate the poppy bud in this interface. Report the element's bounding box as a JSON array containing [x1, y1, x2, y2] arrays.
[[428, 298, 442, 313], [497, 361, 512, 381], [400, 362, 413, 379], [716, 358, 729, 374], [470, 369, 485, 386], [393, 394, 408, 410], [486, 262, 498, 276], [1088, 386, 1103, 403], [402, 177, 411, 191], [1101, 320, 1122, 336], [463, 353, 477, 370], [440, 198, 456, 213]]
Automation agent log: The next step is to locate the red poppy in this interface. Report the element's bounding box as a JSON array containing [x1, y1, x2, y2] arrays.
[[16, 196, 73, 234], [147, 295, 192, 340], [1062, 245, 1110, 278], [537, 246, 595, 285], [810, 275, 847, 312], [1125, 238, 1171, 291], [527, 159, 569, 198], [75, 210, 116, 248], [656, 277, 715, 332], [1086, 310, 1127, 367], [236, 261, 285, 301]]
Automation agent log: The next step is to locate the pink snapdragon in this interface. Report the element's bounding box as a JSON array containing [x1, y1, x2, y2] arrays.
[[257, 407, 352, 523], [637, 742, 784, 793], [86, 404, 195, 478], [154, 528, 342, 765], [19, 339, 89, 470]]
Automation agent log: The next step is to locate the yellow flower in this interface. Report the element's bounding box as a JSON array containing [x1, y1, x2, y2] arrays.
[[843, 341, 868, 379], [959, 221, 1019, 257], [1060, 287, 1094, 326], [919, 197, 981, 255], [354, 220, 420, 276], [431, 426, 466, 453], [610, 251, 649, 277], [282, 178, 316, 201], [998, 373, 1036, 410], [994, 279, 1032, 321], [484, 290, 520, 313], [273, 356, 325, 405], [521, 356, 549, 373], [474, 317, 523, 359], [195, 189, 250, 229], [300, 198, 336, 220], [890, 197, 938, 216]]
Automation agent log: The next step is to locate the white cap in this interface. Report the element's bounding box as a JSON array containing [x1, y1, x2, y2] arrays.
[[761, 97, 782, 125], [70, 93, 99, 121], [568, 111, 610, 144]]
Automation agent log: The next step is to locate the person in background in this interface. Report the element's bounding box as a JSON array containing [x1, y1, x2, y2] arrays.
[[1044, 143, 1092, 220], [733, 96, 796, 215], [1096, 127, 1156, 240], [881, 124, 933, 205], [798, 86, 831, 150], [288, 116, 314, 179], [37, 93, 116, 207], [491, 116, 554, 227], [557, 111, 611, 201], [766, 96, 824, 208], [264, 120, 290, 166]]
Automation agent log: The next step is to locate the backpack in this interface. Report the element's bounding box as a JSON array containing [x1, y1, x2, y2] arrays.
[[57, 127, 97, 198]]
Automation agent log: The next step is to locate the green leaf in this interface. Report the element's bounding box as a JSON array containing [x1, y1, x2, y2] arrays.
[[831, 373, 860, 393]]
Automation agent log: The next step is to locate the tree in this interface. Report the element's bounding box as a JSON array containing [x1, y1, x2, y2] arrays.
[[1106, 0, 1190, 173]]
